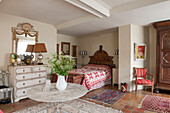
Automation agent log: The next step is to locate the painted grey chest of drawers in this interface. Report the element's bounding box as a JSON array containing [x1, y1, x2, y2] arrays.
[[8, 65, 47, 102]]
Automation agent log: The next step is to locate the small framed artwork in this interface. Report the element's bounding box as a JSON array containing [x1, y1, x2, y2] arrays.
[[135, 43, 147, 61], [56, 44, 59, 59], [61, 42, 70, 55], [72, 45, 77, 57], [56, 44, 59, 55]]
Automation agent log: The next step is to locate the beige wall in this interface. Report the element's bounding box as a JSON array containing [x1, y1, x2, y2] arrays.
[[57, 34, 78, 56], [149, 25, 157, 82], [0, 12, 56, 70], [119, 25, 131, 90], [119, 24, 149, 91], [78, 30, 118, 67]]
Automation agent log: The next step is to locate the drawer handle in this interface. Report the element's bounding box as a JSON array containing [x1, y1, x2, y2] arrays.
[[39, 74, 41, 77], [39, 80, 41, 83], [23, 91, 25, 94], [23, 76, 25, 79], [23, 70, 25, 72], [23, 83, 25, 85], [39, 68, 41, 71]]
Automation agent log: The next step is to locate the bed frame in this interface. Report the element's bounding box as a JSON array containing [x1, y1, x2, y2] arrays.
[[52, 45, 115, 84], [88, 45, 115, 68], [67, 45, 115, 84]]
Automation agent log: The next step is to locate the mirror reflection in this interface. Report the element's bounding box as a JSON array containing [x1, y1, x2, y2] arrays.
[[16, 35, 35, 55], [61, 42, 70, 55]]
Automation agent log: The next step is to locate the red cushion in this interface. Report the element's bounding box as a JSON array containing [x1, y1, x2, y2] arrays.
[[0, 109, 3, 113], [137, 79, 153, 85], [135, 69, 147, 77]]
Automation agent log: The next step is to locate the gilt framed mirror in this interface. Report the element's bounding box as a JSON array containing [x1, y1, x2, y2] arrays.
[[12, 23, 38, 55], [61, 42, 70, 55]]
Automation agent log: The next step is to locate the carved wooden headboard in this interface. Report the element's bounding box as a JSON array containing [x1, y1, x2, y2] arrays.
[[88, 45, 115, 68]]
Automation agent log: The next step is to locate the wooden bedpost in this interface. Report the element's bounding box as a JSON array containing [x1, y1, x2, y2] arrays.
[[99, 45, 103, 51]]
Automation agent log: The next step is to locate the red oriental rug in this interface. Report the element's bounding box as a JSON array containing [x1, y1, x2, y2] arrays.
[[139, 95, 170, 113], [87, 89, 125, 105]]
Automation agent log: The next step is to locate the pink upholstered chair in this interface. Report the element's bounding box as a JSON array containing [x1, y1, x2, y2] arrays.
[[133, 67, 154, 95]]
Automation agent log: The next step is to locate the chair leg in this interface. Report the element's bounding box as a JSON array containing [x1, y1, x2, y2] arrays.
[[144, 86, 147, 94], [152, 84, 154, 95], [4, 92, 6, 99], [135, 84, 137, 95], [11, 89, 14, 103]]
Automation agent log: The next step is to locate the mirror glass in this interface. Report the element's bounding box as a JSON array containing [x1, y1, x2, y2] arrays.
[[16, 34, 35, 55], [61, 42, 70, 55]]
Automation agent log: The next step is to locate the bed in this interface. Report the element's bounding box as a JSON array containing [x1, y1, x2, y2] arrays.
[[68, 45, 115, 90]]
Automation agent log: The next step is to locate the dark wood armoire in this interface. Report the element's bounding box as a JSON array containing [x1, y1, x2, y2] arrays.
[[153, 20, 170, 91]]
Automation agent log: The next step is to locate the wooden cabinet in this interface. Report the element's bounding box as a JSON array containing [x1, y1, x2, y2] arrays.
[[153, 20, 170, 90], [8, 65, 47, 102]]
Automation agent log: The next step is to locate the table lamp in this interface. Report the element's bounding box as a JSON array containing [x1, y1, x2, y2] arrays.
[[80, 50, 87, 66], [33, 43, 47, 65], [26, 44, 34, 63]]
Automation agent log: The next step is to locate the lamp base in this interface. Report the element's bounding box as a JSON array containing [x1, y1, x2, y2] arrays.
[[38, 53, 43, 65], [38, 63, 43, 65]]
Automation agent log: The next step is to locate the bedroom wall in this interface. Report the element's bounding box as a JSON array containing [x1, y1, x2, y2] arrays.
[[119, 25, 131, 91], [149, 25, 157, 82], [119, 24, 149, 91], [57, 34, 78, 56], [0, 12, 56, 71], [77, 29, 118, 67]]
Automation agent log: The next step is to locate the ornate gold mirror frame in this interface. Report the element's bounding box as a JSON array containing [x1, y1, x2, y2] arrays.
[[12, 23, 38, 53]]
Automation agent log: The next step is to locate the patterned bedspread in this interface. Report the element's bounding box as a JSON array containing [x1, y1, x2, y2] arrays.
[[68, 64, 111, 90]]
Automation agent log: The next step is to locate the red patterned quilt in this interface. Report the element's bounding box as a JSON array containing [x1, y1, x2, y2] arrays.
[[68, 64, 111, 90]]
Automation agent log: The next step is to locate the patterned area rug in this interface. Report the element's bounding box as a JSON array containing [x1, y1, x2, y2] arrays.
[[14, 99, 121, 113], [87, 89, 125, 105], [139, 95, 170, 113]]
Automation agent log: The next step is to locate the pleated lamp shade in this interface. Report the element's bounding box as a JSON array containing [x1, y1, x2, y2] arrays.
[[26, 45, 34, 52], [33, 43, 47, 53]]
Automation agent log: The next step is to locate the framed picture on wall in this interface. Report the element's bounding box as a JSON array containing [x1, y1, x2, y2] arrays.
[[72, 45, 77, 57], [61, 42, 70, 55], [135, 43, 147, 61], [56, 44, 59, 59], [56, 44, 59, 55]]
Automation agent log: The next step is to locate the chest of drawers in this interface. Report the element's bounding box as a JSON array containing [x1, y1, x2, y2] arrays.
[[8, 65, 47, 102]]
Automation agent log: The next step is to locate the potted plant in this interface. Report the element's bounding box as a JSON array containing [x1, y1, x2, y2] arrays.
[[46, 53, 75, 91]]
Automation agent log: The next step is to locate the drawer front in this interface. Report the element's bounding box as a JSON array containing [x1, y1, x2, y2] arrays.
[[16, 72, 46, 80], [33, 78, 46, 85], [16, 80, 33, 88], [16, 88, 31, 97], [33, 72, 46, 78], [16, 68, 32, 74], [16, 73, 32, 80], [16, 78, 46, 88], [33, 67, 46, 72]]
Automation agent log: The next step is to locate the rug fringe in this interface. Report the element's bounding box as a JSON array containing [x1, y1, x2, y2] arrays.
[[138, 95, 148, 108]]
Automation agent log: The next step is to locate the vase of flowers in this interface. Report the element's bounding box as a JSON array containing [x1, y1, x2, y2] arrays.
[[46, 53, 75, 91]]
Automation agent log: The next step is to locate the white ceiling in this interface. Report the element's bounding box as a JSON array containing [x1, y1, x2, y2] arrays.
[[0, 0, 89, 25], [0, 0, 170, 36]]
